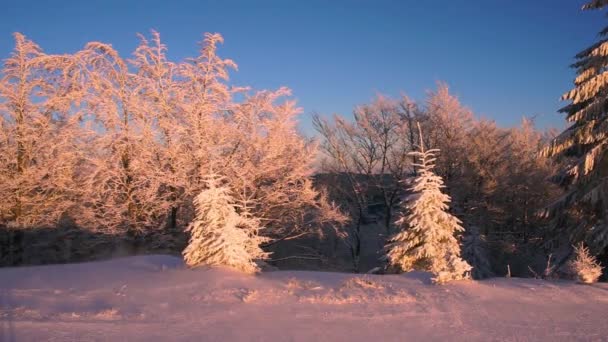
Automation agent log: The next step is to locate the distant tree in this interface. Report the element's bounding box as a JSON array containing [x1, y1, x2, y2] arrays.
[[460, 118, 558, 238], [458, 119, 509, 233], [313, 95, 420, 271], [183, 175, 267, 273], [385, 125, 471, 284], [423, 82, 473, 185], [542, 1, 608, 255], [313, 113, 373, 272], [355, 95, 421, 233], [462, 226, 493, 279], [502, 118, 558, 241]]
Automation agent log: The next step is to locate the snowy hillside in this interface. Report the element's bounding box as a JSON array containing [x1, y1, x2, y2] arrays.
[[1, 255, 607, 341]]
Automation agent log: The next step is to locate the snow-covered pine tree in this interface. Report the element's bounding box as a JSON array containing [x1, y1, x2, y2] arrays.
[[542, 1, 608, 255], [182, 175, 268, 274], [385, 124, 471, 284]]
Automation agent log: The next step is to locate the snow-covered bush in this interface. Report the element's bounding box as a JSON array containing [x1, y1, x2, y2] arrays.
[[432, 254, 473, 284], [182, 175, 268, 273], [385, 128, 471, 284], [568, 243, 603, 284]]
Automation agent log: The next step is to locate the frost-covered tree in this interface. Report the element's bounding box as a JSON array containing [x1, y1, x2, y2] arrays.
[[0, 31, 345, 264], [76, 39, 172, 234], [0, 33, 82, 227], [177, 33, 237, 202], [542, 1, 608, 254], [458, 120, 508, 232], [423, 82, 474, 185], [131, 30, 185, 231], [182, 175, 268, 273], [225, 87, 347, 244], [568, 242, 603, 283], [502, 119, 558, 240], [385, 125, 471, 283]]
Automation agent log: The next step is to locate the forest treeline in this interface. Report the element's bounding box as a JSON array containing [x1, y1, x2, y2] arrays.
[[314, 87, 563, 276], [0, 32, 345, 265], [1, 4, 607, 281]]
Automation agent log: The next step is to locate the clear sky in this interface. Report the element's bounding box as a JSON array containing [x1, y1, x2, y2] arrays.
[[1, 0, 605, 134]]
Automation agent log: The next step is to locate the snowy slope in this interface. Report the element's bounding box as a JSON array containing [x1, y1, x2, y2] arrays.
[[1, 255, 607, 341]]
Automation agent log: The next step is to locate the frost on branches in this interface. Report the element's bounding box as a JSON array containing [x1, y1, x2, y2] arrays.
[[0, 33, 83, 227], [182, 175, 268, 274], [542, 1, 608, 254], [568, 242, 603, 284], [385, 128, 471, 284]]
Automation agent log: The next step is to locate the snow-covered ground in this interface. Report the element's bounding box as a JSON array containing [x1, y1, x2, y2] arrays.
[[1, 255, 607, 341]]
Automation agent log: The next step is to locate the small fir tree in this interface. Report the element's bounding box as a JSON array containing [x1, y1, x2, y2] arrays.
[[182, 175, 268, 273], [569, 242, 603, 284], [385, 124, 471, 284]]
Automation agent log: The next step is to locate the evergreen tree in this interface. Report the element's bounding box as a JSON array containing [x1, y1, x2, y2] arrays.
[[542, 1, 608, 254], [385, 125, 471, 283], [182, 175, 268, 273]]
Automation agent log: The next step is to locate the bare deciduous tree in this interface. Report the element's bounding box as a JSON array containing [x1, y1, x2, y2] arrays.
[[313, 95, 420, 271]]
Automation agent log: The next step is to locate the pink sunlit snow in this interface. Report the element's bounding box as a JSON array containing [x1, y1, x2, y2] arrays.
[[1, 255, 607, 341]]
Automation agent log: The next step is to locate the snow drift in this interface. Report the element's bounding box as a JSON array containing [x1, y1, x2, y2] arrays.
[[1, 255, 607, 341]]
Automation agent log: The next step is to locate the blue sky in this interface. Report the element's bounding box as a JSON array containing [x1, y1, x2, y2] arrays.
[[1, 0, 605, 134]]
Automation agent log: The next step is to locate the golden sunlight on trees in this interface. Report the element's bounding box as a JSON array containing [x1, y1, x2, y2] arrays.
[[543, 1, 608, 260], [0, 31, 346, 269], [384, 125, 471, 284], [314, 84, 559, 276]]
